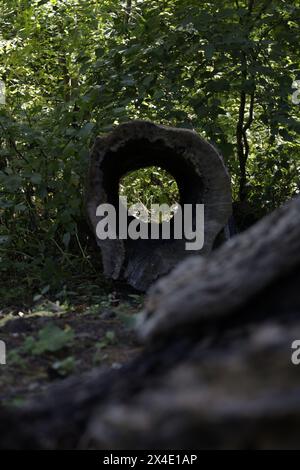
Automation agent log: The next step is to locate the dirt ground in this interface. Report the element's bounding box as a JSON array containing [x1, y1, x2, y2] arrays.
[[0, 287, 143, 407]]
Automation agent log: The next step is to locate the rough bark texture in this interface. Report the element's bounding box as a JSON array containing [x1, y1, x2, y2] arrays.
[[139, 194, 300, 340], [86, 120, 232, 291], [1, 195, 300, 449]]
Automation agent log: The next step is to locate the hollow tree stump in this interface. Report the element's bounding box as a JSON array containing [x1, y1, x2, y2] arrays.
[[86, 121, 232, 291]]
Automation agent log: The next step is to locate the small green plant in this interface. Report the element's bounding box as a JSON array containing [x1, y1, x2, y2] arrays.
[[23, 323, 74, 355], [95, 330, 116, 350], [93, 331, 117, 365], [51, 356, 76, 377], [6, 350, 25, 367]]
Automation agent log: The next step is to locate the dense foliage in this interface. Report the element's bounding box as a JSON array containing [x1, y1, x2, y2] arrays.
[[120, 167, 179, 214], [0, 0, 299, 303]]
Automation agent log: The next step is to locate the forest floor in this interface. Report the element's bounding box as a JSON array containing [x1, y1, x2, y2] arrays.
[[0, 281, 143, 407]]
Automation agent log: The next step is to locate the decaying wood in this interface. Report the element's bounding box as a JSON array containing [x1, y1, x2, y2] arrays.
[[1, 195, 300, 449], [85, 317, 300, 450], [139, 195, 300, 340], [86, 120, 232, 291]]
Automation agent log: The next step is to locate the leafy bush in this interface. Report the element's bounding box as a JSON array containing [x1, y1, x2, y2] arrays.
[[0, 0, 299, 304], [120, 166, 179, 209]]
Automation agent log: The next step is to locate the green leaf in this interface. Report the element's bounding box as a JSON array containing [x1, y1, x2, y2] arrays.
[[203, 44, 214, 60], [23, 324, 74, 355], [78, 122, 94, 138]]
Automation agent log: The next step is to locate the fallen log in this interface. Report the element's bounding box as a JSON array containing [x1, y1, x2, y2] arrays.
[[139, 194, 300, 340]]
